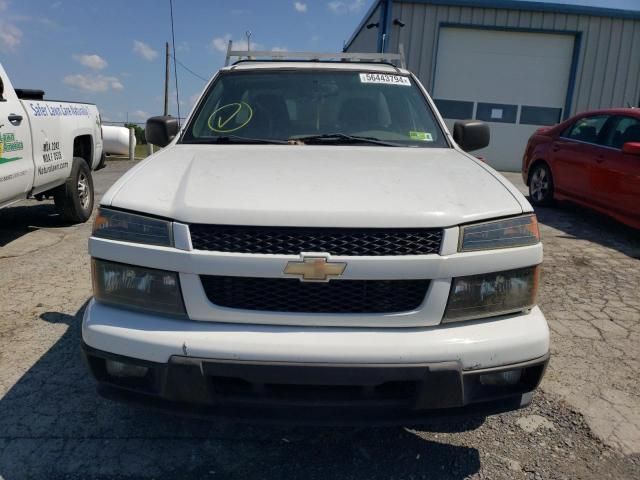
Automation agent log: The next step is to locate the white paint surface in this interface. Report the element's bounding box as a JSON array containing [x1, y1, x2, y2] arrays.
[[83, 300, 549, 368], [102, 144, 527, 228]]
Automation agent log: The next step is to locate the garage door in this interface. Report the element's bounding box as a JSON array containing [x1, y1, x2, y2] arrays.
[[432, 27, 575, 171]]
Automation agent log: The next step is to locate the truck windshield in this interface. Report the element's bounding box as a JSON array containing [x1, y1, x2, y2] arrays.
[[181, 69, 448, 148]]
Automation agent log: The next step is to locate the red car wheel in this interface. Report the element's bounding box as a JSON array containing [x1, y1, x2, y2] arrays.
[[529, 163, 555, 206]]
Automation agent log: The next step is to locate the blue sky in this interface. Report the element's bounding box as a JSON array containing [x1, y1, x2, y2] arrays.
[[0, 0, 377, 123], [0, 0, 637, 124]]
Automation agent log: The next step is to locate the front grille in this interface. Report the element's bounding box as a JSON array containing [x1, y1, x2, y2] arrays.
[[189, 225, 443, 256], [200, 276, 430, 314]]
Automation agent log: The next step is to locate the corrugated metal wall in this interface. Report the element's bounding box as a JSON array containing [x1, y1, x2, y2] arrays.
[[348, 1, 640, 114], [347, 3, 383, 53]]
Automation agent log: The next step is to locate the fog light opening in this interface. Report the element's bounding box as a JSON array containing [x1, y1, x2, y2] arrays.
[[105, 359, 149, 378], [479, 369, 522, 386]]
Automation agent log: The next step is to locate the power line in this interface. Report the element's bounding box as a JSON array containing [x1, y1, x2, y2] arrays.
[[170, 54, 208, 82], [169, 0, 181, 125]]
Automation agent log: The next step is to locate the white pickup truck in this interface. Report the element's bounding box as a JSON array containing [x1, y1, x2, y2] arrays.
[[83, 53, 549, 422], [0, 63, 103, 222]]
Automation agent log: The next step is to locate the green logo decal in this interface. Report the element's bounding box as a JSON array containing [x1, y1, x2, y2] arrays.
[[0, 132, 24, 164]]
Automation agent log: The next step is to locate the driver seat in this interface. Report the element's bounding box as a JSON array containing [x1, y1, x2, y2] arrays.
[[337, 97, 381, 133], [248, 94, 290, 139]]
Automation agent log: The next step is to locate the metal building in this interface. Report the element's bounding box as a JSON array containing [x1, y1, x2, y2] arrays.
[[345, 0, 640, 171]]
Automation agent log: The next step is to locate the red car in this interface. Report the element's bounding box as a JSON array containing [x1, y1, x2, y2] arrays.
[[522, 108, 640, 229]]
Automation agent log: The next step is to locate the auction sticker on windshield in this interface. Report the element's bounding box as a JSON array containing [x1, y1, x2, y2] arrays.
[[359, 73, 411, 86], [409, 131, 433, 141]]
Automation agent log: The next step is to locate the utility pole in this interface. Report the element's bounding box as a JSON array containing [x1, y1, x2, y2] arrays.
[[164, 42, 170, 116]]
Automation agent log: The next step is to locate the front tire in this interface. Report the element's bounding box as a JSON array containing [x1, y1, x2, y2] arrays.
[[54, 157, 94, 223], [529, 163, 554, 207]]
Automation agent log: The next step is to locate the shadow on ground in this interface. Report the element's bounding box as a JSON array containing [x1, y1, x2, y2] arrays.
[[0, 202, 69, 247], [531, 199, 640, 259], [0, 305, 483, 479]]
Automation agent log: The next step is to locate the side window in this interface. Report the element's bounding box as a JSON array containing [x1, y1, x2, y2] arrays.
[[0, 75, 4, 101], [563, 115, 609, 144], [604, 117, 640, 149]]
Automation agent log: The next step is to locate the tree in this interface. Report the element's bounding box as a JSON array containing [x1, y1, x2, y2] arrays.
[[124, 123, 146, 145]]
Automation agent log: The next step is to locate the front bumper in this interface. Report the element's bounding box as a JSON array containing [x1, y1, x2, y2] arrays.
[[83, 343, 548, 423], [82, 300, 549, 421], [82, 300, 549, 366]]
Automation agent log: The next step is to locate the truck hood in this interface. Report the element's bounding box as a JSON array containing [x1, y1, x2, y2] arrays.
[[103, 145, 527, 228]]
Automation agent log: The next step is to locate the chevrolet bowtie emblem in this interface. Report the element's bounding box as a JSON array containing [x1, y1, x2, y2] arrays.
[[283, 256, 347, 281]]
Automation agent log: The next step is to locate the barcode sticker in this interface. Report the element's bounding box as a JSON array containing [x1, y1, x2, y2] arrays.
[[359, 73, 411, 86]]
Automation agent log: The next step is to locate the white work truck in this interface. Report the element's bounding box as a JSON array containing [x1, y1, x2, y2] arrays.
[[83, 51, 549, 422], [0, 63, 103, 222]]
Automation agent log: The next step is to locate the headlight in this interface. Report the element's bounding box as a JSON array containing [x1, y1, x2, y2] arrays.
[[459, 215, 539, 252], [443, 266, 539, 323], [92, 259, 186, 317], [93, 208, 173, 247]]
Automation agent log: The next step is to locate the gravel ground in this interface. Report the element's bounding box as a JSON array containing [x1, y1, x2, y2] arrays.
[[0, 160, 638, 479], [501, 171, 640, 456]]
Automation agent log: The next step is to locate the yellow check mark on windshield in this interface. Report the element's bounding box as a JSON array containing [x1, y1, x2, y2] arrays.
[[208, 102, 253, 133], [217, 103, 242, 129]]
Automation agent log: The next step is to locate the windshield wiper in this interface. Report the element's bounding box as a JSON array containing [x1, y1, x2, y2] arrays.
[[186, 135, 288, 145], [290, 133, 402, 147]]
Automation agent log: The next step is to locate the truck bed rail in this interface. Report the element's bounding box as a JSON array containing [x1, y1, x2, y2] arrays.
[[15, 89, 45, 100]]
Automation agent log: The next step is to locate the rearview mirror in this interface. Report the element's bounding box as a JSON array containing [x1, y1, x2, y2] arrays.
[[453, 120, 490, 152], [622, 142, 640, 155], [145, 116, 179, 147]]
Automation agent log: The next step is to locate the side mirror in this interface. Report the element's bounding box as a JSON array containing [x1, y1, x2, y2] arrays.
[[622, 142, 640, 155], [145, 116, 179, 147], [453, 120, 490, 152]]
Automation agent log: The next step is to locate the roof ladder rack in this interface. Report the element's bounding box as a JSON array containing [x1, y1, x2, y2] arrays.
[[224, 40, 406, 69]]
